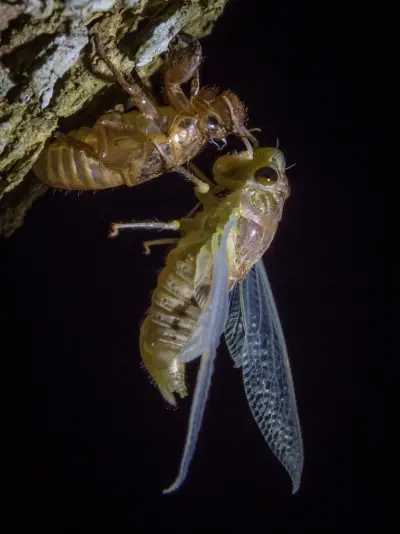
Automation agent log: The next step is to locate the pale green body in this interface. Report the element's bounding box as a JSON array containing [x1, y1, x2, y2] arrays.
[[139, 148, 290, 405]]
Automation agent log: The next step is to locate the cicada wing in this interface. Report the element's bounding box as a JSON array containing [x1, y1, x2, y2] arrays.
[[224, 260, 304, 493], [225, 281, 245, 367], [163, 217, 236, 494]]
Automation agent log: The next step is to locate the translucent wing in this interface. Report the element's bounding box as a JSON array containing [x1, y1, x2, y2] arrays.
[[224, 281, 245, 368], [163, 217, 236, 494], [225, 260, 304, 493]]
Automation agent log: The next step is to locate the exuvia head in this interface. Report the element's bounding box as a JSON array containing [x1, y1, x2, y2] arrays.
[[193, 88, 252, 145]]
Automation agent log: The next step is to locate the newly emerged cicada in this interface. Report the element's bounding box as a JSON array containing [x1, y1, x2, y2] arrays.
[[33, 33, 254, 193], [110, 143, 304, 494]]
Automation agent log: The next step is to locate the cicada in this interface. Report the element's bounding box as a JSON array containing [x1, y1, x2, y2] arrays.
[[110, 144, 303, 493], [32, 33, 253, 193]]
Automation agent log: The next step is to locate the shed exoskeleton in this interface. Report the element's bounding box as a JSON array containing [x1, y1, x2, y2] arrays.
[[33, 33, 255, 193]]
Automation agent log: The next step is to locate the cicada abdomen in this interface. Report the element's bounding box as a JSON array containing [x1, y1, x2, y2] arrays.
[[32, 127, 126, 190], [139, 244, 202, 405], [33, 116, 163, 190]]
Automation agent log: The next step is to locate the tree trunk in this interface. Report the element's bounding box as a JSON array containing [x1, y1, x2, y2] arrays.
[[0, 0, 229, 238]]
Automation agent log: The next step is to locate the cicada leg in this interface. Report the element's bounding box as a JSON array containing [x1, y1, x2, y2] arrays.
[[187, 162, 214, 188], [96, 124, 109, 160], [190, 70, 200, 98], [142, 238, 179, 255], [95, 35, 158, 118], [54, 124, 131, 173], [109, 220, 180, 238], [164, 33, 202, 114], [170, 165, 210, 194], [175, 162, 219, 217], [94, 111, 152, 160], [144, 133, 172, 157], [54, 123, 132, 177], [185, 162, 222, 213], [110, 221, 180, 253]]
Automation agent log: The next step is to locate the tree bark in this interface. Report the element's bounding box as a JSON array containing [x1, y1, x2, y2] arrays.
[[0, 0, 229, 238]]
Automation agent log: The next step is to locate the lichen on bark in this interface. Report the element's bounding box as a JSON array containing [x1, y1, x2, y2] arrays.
[[0, 0, 229, 238]]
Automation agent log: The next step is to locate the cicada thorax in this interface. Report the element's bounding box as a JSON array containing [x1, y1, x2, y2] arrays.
[[206, 148, 290, 282], [228, 215, 277, 283]]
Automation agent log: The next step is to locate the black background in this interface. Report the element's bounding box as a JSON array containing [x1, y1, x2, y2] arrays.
[[2, 0, 380, 530]]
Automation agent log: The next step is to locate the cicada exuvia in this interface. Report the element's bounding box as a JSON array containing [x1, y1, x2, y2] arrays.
[[33, 33, 253, 194]]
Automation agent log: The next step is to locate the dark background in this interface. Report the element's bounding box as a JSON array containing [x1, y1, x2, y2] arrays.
[[2, 0, 380, 530]]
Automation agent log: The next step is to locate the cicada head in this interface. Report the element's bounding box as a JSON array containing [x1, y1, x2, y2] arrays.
[[242, 147, 290, 219], [194, 88, 248, 141], [251, 148, 289, 190], [213, 147, 289, 194]]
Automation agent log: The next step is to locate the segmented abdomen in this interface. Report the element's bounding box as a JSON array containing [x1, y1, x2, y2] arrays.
[[32, 108, 207, 190], [33, 141, 125, 190], [139, 247, 201, 405]]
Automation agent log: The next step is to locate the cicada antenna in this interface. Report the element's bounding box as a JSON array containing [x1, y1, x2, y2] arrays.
[[285, 162, 297, 171]]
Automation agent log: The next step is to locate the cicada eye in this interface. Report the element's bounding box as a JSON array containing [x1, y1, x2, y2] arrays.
[[254, 166, 278, 185], [206, 115, 220, 132]]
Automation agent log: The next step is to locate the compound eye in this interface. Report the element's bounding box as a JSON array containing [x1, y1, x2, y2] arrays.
[[254, 166, 278, 185], [206, 115, 220, 132]]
